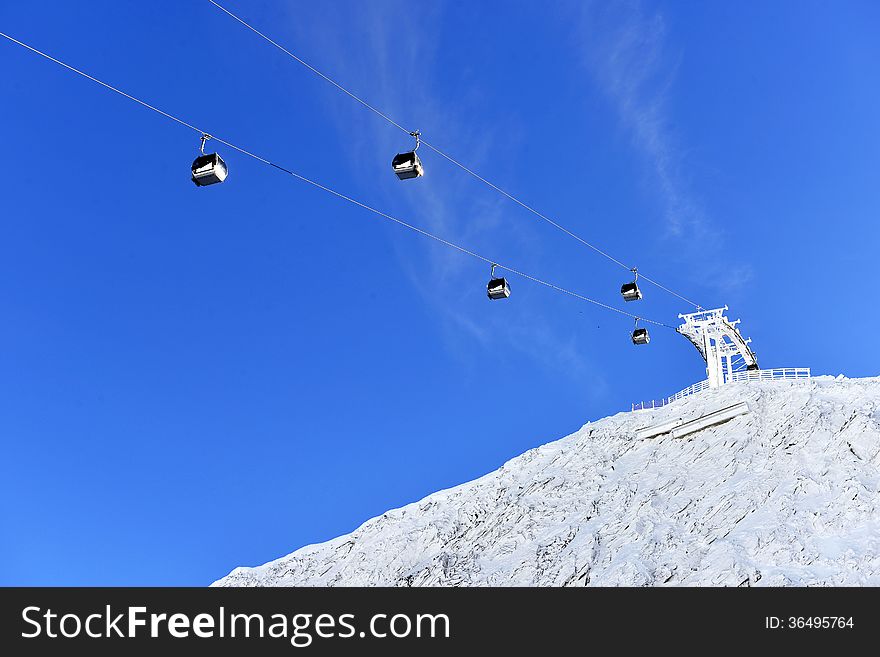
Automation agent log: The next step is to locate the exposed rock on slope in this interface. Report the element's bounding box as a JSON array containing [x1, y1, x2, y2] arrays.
[[215, 376, 880, 586]]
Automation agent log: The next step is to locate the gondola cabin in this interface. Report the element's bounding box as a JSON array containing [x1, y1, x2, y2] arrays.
[[487, 277, 511, 300], [631, 327, 650, 345], [191, 153, 228, 186], [620, 281, 642, 302], [391, 151, 424, 180]]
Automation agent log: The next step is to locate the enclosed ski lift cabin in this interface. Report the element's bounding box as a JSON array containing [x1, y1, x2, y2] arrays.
[[631, 327, 650, 345], [392, 131, 424, 180], [191, 153, 228, 186], [391, 150, 423, 180], [487, 264, 510, 300], [191, 135, 227, 186], [621, 269, 642, 302], [621, 281, 642, 302], [487, 277, 511, 299]]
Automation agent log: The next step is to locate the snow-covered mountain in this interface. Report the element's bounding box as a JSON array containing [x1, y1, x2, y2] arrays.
[[214, 376, 880, 586]]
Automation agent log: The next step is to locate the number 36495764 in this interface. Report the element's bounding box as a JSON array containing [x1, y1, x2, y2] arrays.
[[765, 617, 854, 629]]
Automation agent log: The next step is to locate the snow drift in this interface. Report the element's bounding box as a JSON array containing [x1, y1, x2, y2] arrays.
[[214, 376, 880, 586]]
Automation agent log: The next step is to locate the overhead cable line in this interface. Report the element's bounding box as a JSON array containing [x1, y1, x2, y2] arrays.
[[206, 0, 704, 311], [0, 30, 675, 329]]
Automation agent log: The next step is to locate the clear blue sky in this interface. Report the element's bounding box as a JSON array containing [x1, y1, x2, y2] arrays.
[[1, 1, 877, 585]]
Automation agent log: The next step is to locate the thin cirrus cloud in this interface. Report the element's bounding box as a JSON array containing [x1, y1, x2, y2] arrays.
[[571, 0, 753, 297], [275, 2, 605, 380], [576, 1, 701, 237]]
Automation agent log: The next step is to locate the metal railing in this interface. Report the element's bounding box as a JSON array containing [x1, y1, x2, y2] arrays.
[[728, 367, 811, 383], [631, 367, 811, 411]]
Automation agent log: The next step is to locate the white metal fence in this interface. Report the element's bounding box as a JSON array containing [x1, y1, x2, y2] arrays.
[[728, 367, 811, 383], [631, 367, 811, 411]]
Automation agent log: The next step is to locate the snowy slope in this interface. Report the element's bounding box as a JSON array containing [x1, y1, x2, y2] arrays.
[[214, 376, 880, 586]]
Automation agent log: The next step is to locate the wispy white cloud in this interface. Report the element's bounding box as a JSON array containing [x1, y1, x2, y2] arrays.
[[576, 1, 700, 237], [287, 1, 595, 378], [570, 0, 754, 299]]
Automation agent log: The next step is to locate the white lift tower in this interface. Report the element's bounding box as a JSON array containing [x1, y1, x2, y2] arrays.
[[677, 306, 759, 388]]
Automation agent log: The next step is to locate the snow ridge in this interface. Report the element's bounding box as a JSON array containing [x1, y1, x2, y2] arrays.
[[215, 376, 880, 586]]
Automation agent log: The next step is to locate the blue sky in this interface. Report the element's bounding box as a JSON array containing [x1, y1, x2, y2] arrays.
[[1, 0, 877, 585]]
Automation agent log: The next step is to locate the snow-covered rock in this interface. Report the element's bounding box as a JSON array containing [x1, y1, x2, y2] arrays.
[[214, 376, 880, 586]]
